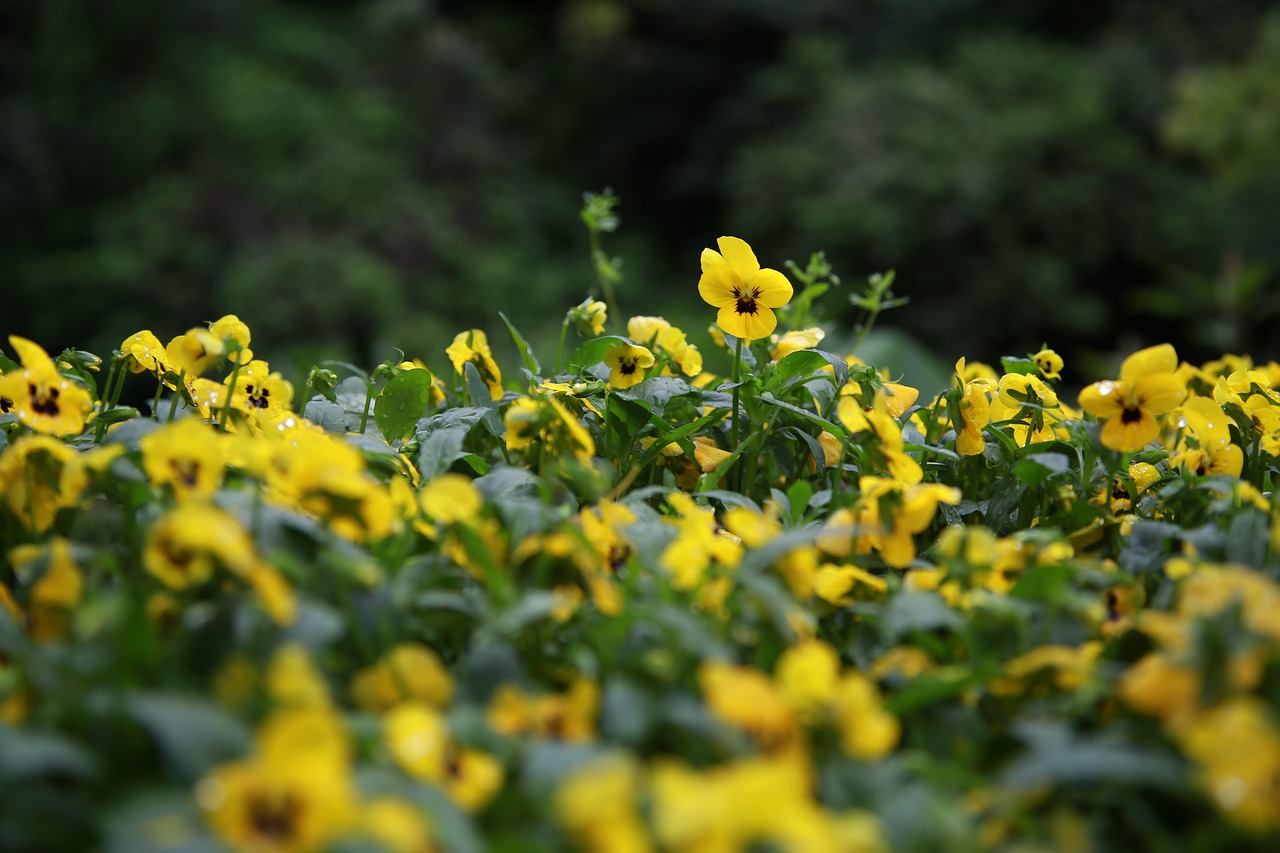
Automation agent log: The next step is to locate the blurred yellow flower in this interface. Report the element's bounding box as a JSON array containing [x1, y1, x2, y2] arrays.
[[166, 328, 225, 377], [446, 330, 503, 401], [141, 417, 226, 500], [351, 643, 453, 712], [1, 336, 94, 436]]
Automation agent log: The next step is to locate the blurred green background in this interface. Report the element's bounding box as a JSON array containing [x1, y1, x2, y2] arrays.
[[4, 0, 1280, 384]]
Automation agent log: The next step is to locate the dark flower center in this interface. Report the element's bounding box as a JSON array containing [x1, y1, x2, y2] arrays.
[[248, 790, 302, 841], [29, 383, 61, 416], [733, 287, 761, 316], [170, 459, 201, 488], [1120, 407, 1143, 425], [244, 383, 271, 409], [619, 358, 637, 375]]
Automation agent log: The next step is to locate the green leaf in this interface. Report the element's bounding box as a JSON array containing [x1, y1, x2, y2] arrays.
[[619, 376, 697, 416], [499, 311, 542, 376], [462, 362, 503, 438], [417, 426, 469, 481], [635, 410, 725, 469], [0, 723, 98, 781], [778, 426, 829, 475], [884, 592, 963, 636], [375, 369, 435, 443], [567, 335, 630, 372], [755, 392, 847, 441], [303, 399, 350, 434], [984, 473, 1027, 534], [101, 417, 161, 449], [766, 350, 834, 394], [884, 668, 984, 715], [94, 406, 141, 429], [1010, 564, 1075, 602], [127, 693, 253, 781], [1119, 521, 1183, 575], [1002, 720, 1184, 789], [766, 349, 848, 396], [480, 591, 564, 639], [1013, 452, 1071, 489], [103, 791, 220, 853], [785, 479, 814, 523], [1226, 509, 1269, 566], [601, 679, 655, 744], [999, 356, 1041, 376], [606, 394, 653, 460]]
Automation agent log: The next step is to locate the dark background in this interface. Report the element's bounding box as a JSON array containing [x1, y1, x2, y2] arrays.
[[4, 0, 1279, 386]]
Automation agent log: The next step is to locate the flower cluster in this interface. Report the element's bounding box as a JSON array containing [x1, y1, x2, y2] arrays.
[[1, 238, 1280, 852]]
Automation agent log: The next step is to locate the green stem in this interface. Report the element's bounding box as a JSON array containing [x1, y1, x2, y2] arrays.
[[96, 360, 118, 416], [731, 336, 744, 493], [151, 378, 165, 421], [300, 376, 314, 411], [744, 422, 764, 498], [109, 359, 128, 408], [589, 228, 622, 333], [358, 375, 374, 434], [219, 359, 243, 431], [166, 371, 185, 423], [851, 303, 881, 356], [94, 360, 123, 442]]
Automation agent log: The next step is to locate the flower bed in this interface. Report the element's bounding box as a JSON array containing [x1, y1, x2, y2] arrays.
[[1, 235, 1279, 853]]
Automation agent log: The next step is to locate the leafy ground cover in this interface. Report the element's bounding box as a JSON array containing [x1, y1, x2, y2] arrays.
[[2, 231, 1280, 853]]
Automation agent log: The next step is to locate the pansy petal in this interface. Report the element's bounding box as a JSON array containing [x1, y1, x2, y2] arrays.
[[1100, 411, 1159, 453], [1133, 373, 1186, 416], [748, 267, 794, 308], [698, 252, 739, 308], [716, 236, 760, 280], [9, 336, 55, 372], [1212, 444, 1244, 477], [1120, 343, 1178, 384], [1078, 380, 1126, 418], [1181, 396, 1231, 448], [700, 247, 727, 275], [717, 303, 777, 342]]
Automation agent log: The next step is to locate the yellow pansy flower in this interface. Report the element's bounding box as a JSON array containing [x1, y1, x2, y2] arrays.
[[604, 343, 654, 389], [771, 327, 825, 361], [698, 659, 797, 749], [360, 798, 436, 853], [775, 639, 841, 719], [119, 330, 173, 376], [0, 434, 115, 532], [350, 643, 453, 712], [1, 336, 94, 436], [1172, 395, 1243, 477], [210, 314, 254, 365], [446, 330, 503, 401], [143, 502, 257, 589], [697, 236, 793, 341], [1079, 344, 1186, 452], [831, 673, 899, 761], [198, 708, 356, 853], [166, 328, 225, 377], [140, 417, 227, 500], [1031, 347, 1064, 380], [555, 754, 651, 853]]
